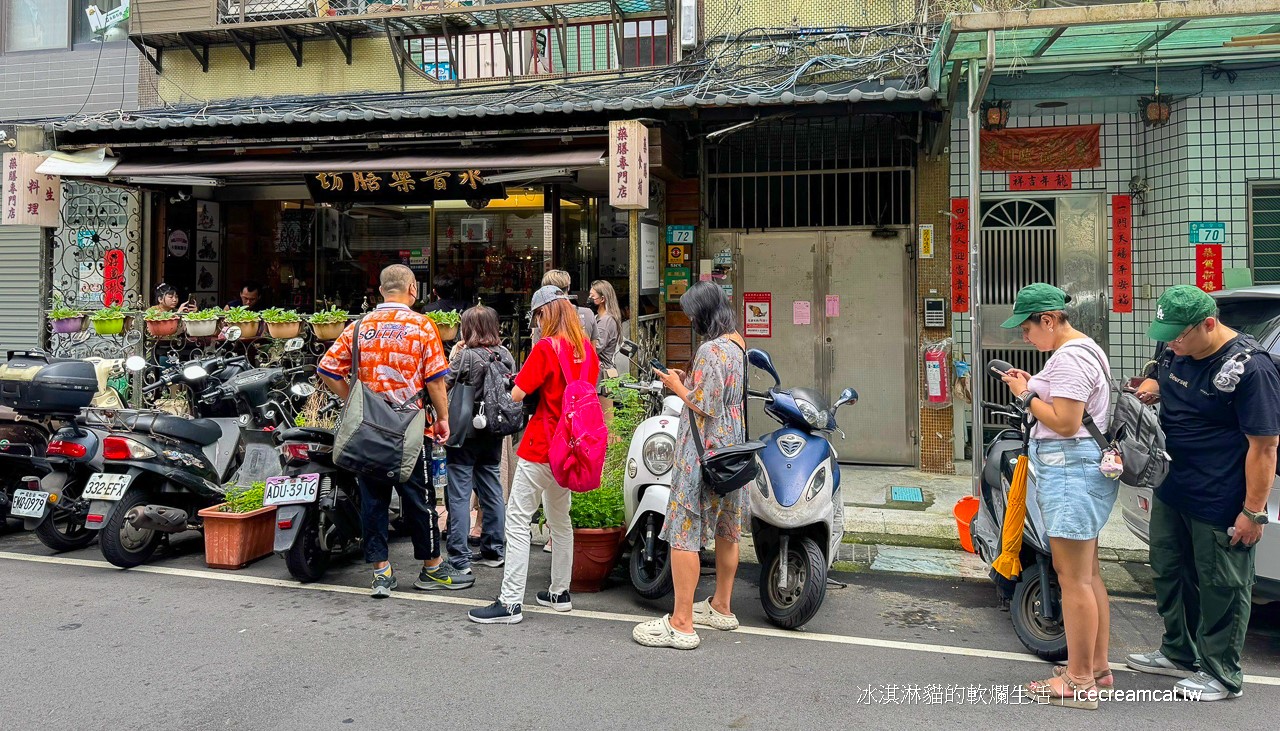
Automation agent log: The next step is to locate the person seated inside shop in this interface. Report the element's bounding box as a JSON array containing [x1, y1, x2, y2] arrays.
[[155, 283, 197, 314], [227, 282, 267, 311], [424, 277, 471, 313]]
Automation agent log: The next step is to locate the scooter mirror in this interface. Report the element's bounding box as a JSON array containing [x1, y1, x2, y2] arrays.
[[988, 359, 1016, 376], [222, 326, 242, 342], [182, 365, 209, 381], [125, 355, 148, 372], [833, 388, 859, 409], [291, 382, 316, 398], [284, 337, 305, 352], [746, 348, 781, 388], [619, 340, 639, 358]]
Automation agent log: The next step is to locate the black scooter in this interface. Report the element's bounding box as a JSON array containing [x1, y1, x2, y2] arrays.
[[969, 359, 1066, 661]]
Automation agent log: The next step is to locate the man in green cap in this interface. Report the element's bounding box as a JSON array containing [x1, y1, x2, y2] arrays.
[[1126, 284, 1279, 700]]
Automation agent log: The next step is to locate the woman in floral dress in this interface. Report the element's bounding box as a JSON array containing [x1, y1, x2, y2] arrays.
[[633, 281, 747, 650]]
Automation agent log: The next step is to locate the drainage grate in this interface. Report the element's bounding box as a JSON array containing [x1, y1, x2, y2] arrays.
[[889, 486, 924, 503]]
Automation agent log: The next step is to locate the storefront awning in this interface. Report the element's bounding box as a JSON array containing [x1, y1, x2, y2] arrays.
[[98, 149, 605, 179]]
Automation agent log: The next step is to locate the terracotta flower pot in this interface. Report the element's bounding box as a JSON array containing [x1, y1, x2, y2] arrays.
[[197, 503, 278, 570], [311, 321, 346, 341], [146, 318, 182, 338], [183, 318, 218, 337], [227, 319, 261, 339], [51, 316, 85, 334], [267, 321, 302, 339], [569, 526, 625, 593], [91, 316, 127, 336], [436, 324, 458, 341]]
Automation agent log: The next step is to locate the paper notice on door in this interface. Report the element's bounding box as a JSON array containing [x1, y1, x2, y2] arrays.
[[793, 300, 811, 325], [825, 295, 840, 318]]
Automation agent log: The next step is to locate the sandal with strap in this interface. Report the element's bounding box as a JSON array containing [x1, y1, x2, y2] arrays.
[[1027, 674, 1099, 710], [1053, 665, 1114, 688]]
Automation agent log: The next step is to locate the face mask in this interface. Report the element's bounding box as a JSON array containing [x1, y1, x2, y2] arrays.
[[1213, 352, 1249, 393]]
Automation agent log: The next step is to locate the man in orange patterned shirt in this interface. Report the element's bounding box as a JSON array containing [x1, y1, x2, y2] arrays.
[[319, 265, 473, 597]]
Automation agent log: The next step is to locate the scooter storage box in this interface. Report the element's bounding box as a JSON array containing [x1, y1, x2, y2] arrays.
[[0, 351, 98, 415]]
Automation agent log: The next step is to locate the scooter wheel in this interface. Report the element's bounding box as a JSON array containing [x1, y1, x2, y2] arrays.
[[1010, 567, 1068, 661], [99, 489, 162, 569], [284, 506, 331, 583], [758, 536, 827, 630], [628, 532, 673, 600], [34, 482, 96, 553]]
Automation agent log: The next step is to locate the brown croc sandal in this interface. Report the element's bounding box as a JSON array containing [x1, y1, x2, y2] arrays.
[[1053, 665, 1114, 688], [1027, 674, 1099, 710]]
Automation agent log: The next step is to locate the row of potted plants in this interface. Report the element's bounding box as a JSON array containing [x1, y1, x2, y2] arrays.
[[50, 300, 463, 342]]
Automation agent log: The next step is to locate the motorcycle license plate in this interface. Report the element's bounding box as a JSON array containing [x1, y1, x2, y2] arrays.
[[82, 473, 132, 501], [9, 489, 49, 519], [263, 474, 320, 507]]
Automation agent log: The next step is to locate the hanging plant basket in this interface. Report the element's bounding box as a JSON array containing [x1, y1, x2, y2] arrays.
[[183, 317, 219, 338], [92, 316, 129, 336], [145, 318, 183, 339], [197, 503, 278, 570], [310, 321, 346, 341], [226, 319, 261, 339], [266, 321, 302, 339], [51, 315, 86, 334], [436, 324, 458, 341]]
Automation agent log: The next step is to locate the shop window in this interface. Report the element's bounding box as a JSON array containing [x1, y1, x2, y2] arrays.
[[1251, 182, 1280, 285]]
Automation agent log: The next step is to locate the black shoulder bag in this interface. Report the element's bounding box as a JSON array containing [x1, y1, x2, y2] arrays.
[[690, 340, 765, 496]]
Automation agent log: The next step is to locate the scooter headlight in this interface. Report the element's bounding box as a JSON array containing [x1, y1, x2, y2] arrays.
[[795, 398, 827, 429], [805, 466, 827, 501], [642, 434, 675, 476]]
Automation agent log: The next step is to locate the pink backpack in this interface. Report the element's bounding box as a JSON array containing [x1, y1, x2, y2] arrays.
[[546, 340, 607, 492]]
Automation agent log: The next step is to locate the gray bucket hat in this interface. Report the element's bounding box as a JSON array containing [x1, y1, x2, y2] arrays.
[[528, 284, 569, 319]]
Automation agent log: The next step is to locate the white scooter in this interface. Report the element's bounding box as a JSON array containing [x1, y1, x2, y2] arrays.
[[617, 339, 683, 599]]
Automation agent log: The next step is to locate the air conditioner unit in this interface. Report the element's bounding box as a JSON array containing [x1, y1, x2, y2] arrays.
[[679, 0, 697, 50]]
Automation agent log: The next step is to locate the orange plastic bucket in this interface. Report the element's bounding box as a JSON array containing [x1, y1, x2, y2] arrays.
[[953, 496, 980, 553]]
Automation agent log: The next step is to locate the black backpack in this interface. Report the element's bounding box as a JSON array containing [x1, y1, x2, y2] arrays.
[[477, 348, 524, 437], [1068, 344, 1170, 490]]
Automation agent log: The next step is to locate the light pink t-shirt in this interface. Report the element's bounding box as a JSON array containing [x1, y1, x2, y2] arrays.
[[1026, 337, 1112, 440]]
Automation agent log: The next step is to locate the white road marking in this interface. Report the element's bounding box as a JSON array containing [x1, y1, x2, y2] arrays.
[[2, 550, 1278, 687]]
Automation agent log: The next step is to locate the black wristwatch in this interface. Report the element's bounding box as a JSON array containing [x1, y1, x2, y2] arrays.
[[1243, 507, 1270, 525], [1015, 390, 1036, 410]]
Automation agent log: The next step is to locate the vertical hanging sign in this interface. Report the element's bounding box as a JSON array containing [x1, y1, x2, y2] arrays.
[[608, 120, 650, 210], [1197, 244, 1223, 293], [1111, 195, 1133, 313], [2, 152, 61, 227], [949, 198, 970, 313]]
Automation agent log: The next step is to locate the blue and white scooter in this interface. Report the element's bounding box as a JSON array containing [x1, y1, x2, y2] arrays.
[[747, 348, 858, 629]]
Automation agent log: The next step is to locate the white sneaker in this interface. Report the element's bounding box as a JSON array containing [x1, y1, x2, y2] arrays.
[[1175, 672, 1243, 701], [692, 599, 739, 631], [1125, 650, 1196, 678], [632, 615, 700, 650]]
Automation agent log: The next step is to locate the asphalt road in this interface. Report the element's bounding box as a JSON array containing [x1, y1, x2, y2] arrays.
[[0, 526, 1277, 730]]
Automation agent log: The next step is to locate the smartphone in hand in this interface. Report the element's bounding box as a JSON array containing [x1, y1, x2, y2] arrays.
[[650, 358, 670, 375]]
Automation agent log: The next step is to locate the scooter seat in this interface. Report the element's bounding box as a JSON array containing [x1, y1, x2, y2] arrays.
[[274, 426, 335, 446], [79, 411, 223, 446]]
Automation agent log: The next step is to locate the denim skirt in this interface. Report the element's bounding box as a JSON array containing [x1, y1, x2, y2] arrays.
[[1028, 437, 1119, 541]]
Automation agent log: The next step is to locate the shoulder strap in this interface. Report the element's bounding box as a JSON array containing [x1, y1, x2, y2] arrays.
[[348, 316, 366, 386], [1060, 342, 1113, 450]]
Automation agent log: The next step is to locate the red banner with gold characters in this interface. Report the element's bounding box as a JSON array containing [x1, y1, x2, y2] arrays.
[[1009, 172, 1072, 191], [1197, 244, 1223, 293], [1111, 195, 1133, 313], [950, 197, 970, 313], [981, 125, 1101, 172]]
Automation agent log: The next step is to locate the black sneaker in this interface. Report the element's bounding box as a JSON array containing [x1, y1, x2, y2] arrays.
[[474, 552, 505, 568], [468, 599, 523, 624], [415, 562, 476, 591], [536, 590, 572, 612], [371, 572, 397, 599], [468, 535, 482, 548]]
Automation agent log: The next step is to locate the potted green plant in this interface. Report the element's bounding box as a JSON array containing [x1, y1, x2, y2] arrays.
[[308, 306, 350, 341], [261, 307, 303, 339], [425, 309, 462, 341], [143, 306, 183, 338], [88, 304, 131, 336], [182, 307, 222, 338], [567, 376, 639, 592], [197, 482, 277, 570], [222, 305, 262, 338], [48, 295, 85, 335]]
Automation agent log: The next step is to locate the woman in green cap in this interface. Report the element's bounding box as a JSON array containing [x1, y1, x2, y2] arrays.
[[997, 283, 1117, 709]]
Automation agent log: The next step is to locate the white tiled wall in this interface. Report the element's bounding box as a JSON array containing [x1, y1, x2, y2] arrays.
[[950, 96, 1280, 381]]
